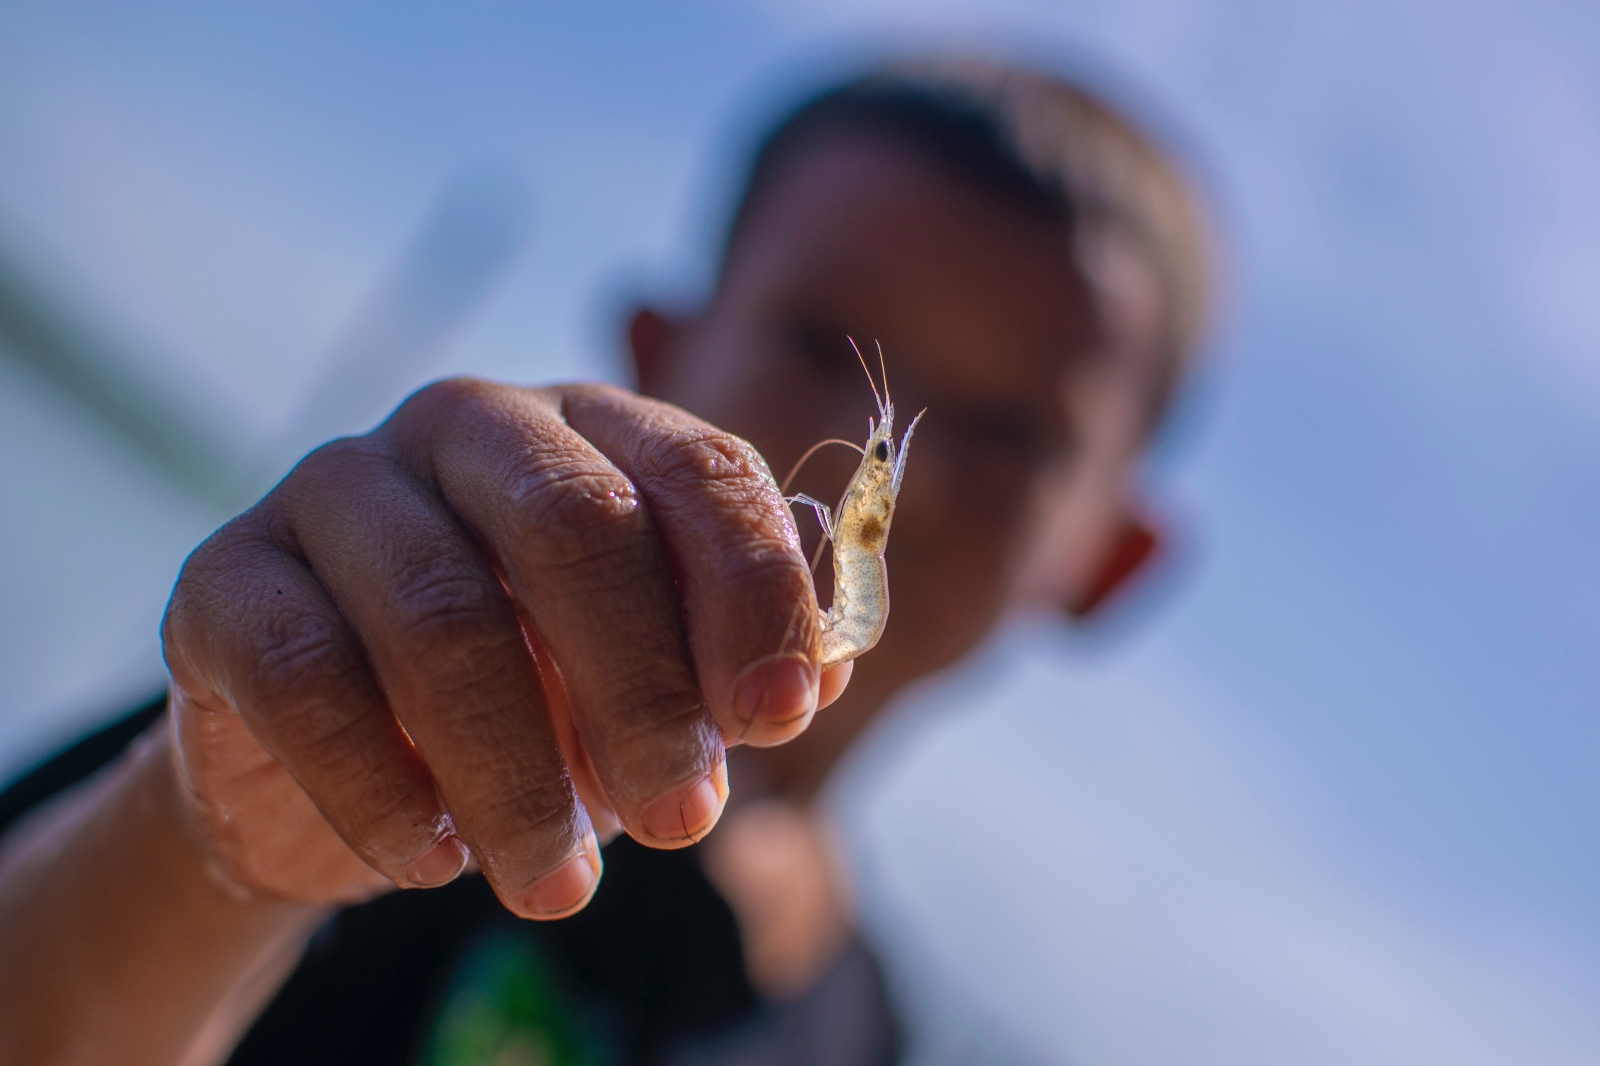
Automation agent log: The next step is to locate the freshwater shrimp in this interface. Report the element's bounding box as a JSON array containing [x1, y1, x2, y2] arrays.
[[784, 340, 924, 669]]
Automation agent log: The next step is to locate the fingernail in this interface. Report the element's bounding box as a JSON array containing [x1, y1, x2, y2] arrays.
[[733, 654, 817, 729], [403, 835, 469, 888], [641, 768, 727, 845], [523, 838, 601, 917]]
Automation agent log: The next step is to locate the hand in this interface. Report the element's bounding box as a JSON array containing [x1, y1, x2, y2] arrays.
[[161, 380, 848, 919]]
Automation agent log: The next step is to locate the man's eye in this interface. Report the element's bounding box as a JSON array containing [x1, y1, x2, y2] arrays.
[[962, 408, 1040, 456]]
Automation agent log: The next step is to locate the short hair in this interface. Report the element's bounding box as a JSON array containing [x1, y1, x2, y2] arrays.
[[724, 58, 1213, 428], [726, 71, 1077, 253]]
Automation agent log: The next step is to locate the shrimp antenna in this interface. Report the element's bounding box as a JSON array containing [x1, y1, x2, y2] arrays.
[[780, 437, 865, 494], [875, 339, 891, 412], [847, 335, 885, 419]]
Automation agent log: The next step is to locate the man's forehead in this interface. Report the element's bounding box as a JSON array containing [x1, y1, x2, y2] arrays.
[[726, 133, 1095, 393]]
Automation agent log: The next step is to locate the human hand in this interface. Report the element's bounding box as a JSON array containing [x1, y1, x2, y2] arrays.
[[161, 380, 848, 918]]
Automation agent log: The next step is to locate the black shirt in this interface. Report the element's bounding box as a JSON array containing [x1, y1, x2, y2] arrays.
[[0, 697, 901, 1066]]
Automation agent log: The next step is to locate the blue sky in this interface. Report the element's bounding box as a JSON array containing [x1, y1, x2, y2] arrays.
[[1, 1, 1596, 1060]]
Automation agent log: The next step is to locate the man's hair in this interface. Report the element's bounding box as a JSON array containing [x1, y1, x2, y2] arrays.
[[727, 71, 1077, 252], [725, 58, 1212, 427]]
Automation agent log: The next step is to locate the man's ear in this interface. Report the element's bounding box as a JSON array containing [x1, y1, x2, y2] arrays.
[[1064, 511, 1162, 619], [627, 306, 682, 396]]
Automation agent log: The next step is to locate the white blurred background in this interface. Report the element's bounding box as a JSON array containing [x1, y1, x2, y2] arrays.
[[1, 2, 1596, 1062]]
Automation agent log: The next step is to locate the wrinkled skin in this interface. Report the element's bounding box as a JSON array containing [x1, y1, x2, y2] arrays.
[[158, 133, 1109, 915], [0, 121, 1171, 1066], [163, 382, 847, 918]]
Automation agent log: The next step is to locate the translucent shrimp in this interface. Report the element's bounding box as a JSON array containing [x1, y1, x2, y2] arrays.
[[785, 340, 924, 669]]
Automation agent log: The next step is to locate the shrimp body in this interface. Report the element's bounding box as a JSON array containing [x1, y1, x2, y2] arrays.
[[788, 344, 924, 669]]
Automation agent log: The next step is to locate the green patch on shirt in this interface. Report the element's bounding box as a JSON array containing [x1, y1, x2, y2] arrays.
[[421, 929, 615, 1066]]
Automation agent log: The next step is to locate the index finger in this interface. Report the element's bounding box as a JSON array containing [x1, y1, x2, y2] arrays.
[[558, 385, 826, 746]]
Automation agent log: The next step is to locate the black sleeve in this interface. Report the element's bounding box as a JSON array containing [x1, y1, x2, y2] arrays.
[[0, 693, 169, 838]]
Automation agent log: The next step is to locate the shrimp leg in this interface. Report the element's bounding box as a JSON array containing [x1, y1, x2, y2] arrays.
[[785, 493, 836, 543]]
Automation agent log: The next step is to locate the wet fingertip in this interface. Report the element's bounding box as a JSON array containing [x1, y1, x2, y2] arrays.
[[522, 835, 602, 919], [400, 834, 470, 889], [818, 659, 853, 710], [731, 652, 818, 735], [735, 706, 817, 748], [639, 766, 728, 847]]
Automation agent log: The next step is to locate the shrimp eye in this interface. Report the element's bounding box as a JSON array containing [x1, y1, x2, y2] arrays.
[[874, 440, 890, 462]]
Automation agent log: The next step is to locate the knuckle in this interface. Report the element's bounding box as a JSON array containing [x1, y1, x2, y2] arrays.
[[290, 711, 374, 772], [646, 429, 771, 493], [384, 559, 519, 687], [720, 536, 812, 591], [387, 556, 506, 646], [593, 698, 720, 806], [282, 435, 382, 490], [393, 376, 495, 424], [176, 512, 273, 592], [274, 436, 407, 521], [251, 611, 356, 707], [341, 775, 433, 843], [550, 380, 621, 406], [244, 612, 369, 749], [377, 377, 512, 459], [603, 675, 710, 749], [164, 517, 284, 674], [509, 459, 646, 571], [480, 776, 578, 839]]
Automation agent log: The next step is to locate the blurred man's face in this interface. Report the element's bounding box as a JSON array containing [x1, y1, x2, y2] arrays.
[[637, 133, 1110, 703]]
